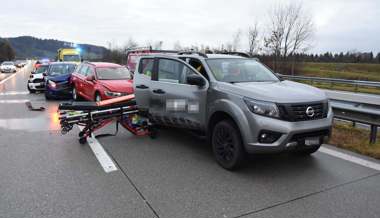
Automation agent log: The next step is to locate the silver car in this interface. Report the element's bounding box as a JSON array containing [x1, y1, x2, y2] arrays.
[[1, 61, 17, 73], [134, 53, 333, 170]]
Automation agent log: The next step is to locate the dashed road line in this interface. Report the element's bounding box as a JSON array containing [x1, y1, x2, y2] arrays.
[[0, 73, 18, 84], [0, 91, 30, 95], [0, 99, 29, 104], [320, 146, 380, 171], [78, 126, 118, 173]]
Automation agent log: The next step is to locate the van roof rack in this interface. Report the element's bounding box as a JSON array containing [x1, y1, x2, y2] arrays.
[[177, 51, 208, 58]]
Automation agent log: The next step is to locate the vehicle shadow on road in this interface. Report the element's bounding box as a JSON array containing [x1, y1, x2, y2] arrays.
[[151, 127, 322, 175]]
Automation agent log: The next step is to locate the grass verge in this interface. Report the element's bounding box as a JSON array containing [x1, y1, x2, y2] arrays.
[[329, 122, 380, 159]]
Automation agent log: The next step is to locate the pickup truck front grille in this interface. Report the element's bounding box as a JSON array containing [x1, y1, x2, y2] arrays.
[[278, 101, 328, 122]]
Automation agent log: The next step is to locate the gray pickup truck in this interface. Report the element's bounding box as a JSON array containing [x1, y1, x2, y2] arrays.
[[133, 53, 333, 170]]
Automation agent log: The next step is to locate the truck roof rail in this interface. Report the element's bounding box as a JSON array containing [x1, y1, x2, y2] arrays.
[[125, 47, 178, 54], [215, 51, 251, 58], [177, 51, 208, 58]]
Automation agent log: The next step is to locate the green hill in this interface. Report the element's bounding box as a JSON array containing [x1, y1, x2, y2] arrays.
[[4, 36, 107, 60]]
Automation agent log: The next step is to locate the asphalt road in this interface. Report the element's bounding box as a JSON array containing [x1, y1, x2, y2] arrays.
[[1, 64, 380, 218]]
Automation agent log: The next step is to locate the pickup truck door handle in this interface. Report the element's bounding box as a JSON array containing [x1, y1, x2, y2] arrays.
[[152, 89, 165, 94], [136, 84, 149, 89]]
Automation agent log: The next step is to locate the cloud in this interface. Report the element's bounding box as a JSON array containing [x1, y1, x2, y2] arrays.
[[0, 0, 379, 53]]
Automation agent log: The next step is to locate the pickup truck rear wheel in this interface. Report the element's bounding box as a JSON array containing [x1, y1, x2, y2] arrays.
[[212, 120, 245, 170]]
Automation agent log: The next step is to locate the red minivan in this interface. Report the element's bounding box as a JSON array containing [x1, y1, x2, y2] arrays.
[[71, 62, 133, 102]]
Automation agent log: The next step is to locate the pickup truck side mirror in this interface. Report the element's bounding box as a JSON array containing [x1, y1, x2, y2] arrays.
[[86, 75, 95, 81], [187, 74, 205, 87]]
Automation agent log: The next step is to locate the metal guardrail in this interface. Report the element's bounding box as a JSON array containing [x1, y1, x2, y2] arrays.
[[279, 74, 380, 144], [330, 100, 379, 144], [279, 74, 380, 89]]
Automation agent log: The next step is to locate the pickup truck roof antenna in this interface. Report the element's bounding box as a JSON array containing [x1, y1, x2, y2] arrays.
[[177, 50, 208, 58]]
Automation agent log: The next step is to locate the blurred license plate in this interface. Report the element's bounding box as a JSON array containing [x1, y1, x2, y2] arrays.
[[305, 137, 320, 146]]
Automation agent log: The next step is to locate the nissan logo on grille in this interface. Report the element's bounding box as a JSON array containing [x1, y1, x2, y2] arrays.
[[305, 106, 315, 118]]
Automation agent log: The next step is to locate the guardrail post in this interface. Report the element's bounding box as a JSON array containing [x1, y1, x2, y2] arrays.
[[370, 125, 378, 144]]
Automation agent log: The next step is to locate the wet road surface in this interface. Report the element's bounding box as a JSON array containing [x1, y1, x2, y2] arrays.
[[1, 64, 380, 218]]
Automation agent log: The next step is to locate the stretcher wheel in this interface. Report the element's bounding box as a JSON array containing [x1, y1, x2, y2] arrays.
[[149, 128, 158, 139], [79, 131, 85, 138], [79, 137, 87, 145]]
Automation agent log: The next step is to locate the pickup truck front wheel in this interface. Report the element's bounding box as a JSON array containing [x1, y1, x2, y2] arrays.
[[212, 120, 245, 170]]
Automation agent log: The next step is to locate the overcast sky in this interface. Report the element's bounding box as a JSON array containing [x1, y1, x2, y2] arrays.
[[1, 0, 379, 53]]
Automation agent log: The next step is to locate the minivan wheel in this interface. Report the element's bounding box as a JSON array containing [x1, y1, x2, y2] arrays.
[[45, 92, 52, 100], [212, 120, 245, 170], [294, 144, 321, 155]]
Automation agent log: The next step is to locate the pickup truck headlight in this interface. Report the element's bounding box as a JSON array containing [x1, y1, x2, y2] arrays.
[[104, 91, 122, 97], [244, 97, 280, 118]]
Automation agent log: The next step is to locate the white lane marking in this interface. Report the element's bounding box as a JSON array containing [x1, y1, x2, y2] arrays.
[[320, 146, 380, 171], [0, 99, 29, 103], [0, 91, 29, 95], [78, 126, 118, 173], [0, 73, 17, 84]]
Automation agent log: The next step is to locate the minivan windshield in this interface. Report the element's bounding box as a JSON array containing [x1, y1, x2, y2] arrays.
[[47, 64, 76, 76], [96, 67, 131, 80], [206, 59, 279, 83]]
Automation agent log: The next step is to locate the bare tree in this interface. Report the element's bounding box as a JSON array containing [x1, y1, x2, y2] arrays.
[[248, 22, 260, 56], [264, 2, 314, 74], [124, 37, 138, 50], [173, 41, 182, 50], [153, 41, 163, 50], [232, 29, 242, 51]]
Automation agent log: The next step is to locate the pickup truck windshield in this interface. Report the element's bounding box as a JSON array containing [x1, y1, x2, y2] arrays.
[[96, 67, 131, 80], [63, 55, 81, 62], [206, 59, 279, 83]]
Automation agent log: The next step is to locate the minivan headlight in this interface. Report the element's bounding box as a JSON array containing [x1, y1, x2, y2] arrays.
[[244, 97, 280, 118], [48, 80, 57, 88]]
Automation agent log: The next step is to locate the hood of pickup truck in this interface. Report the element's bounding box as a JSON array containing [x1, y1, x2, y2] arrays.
[[219, 80, 327, 103]]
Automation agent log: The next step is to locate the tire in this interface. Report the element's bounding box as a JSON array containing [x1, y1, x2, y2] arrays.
[[94, 92, 102, 102], [72, 86, 79, 101], [212, 119, 246, 170], [27, 84, 35, 93], [79, 137, 87, 145], [45, 91, 52, 100], [293, 144, 321, 156]]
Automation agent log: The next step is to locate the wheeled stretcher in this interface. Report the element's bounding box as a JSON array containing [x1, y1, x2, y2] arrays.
[[58, 94, 156, 144]]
